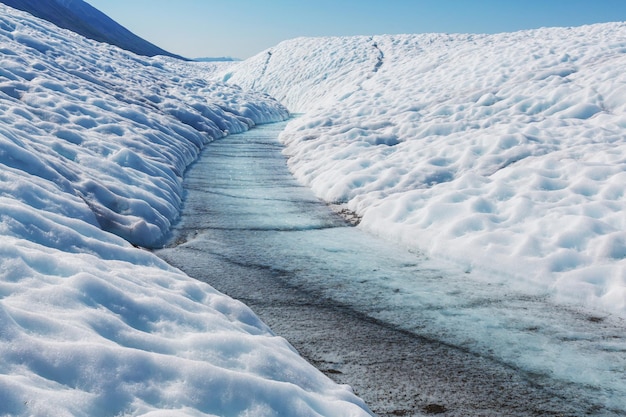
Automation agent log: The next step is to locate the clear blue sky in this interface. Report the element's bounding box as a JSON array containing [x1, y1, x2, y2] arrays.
[[86, 0, 626, 59]]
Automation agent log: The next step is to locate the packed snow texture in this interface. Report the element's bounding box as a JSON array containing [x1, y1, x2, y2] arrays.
[[223, 24, 626, 316], [0, 5, 370, 417], [1, 7, 289, 248]]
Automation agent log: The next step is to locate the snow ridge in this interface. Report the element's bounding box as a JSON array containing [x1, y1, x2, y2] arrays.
[[222, 24, 626, 316], [0, 0, 185, 58], [0, 5, 371, 417], [0, 5, 288, 248]]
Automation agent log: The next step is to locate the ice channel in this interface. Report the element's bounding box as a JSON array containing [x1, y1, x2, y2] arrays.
[[156, 120, 626, 417]]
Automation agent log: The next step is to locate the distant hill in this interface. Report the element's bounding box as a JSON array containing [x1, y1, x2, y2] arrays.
[[195, 57, 241, 62], [0, 0, 186, 59]]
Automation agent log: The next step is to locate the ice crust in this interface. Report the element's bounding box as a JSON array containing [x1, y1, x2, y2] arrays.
[[0, 5, 370, 417], [223, 24, 626, 316]]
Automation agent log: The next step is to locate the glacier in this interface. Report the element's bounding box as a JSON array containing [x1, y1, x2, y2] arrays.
[[221, 25, 626, 316], [2, 0, 626, 414], [0, 5, 371, 417]]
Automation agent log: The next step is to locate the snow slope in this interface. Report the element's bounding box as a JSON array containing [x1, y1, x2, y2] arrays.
[[222, 24, 626, 316], [0, 0, 184, 59], [0, 5, 370, 417]]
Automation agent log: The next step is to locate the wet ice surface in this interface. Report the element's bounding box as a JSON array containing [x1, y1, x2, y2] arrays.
[[222, 27, 626, 315], [157, 121, 626, 416]]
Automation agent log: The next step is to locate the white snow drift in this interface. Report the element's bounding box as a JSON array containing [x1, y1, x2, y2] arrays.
[[222, 24, 626, 316], [0, 5, 370, 417]]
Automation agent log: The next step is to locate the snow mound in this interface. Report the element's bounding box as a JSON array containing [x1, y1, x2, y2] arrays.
[[0, 5, 370, 417], [0, 4, 287, 248], [223, 24, 626, 316]]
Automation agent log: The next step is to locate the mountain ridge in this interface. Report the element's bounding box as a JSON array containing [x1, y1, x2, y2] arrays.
[[0, 0, 186, 59]]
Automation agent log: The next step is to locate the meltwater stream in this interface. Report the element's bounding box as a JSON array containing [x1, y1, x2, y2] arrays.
[[156, 121, 626, 417]]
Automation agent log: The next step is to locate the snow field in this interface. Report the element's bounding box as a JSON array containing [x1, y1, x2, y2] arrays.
[[0, 5, 288, 248], [0, 5, 370, 416], [223, 24, 626, 316], [0, 236, 366, 417]]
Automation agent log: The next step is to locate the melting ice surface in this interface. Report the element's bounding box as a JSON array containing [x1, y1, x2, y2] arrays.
[[1, 1, 625, 414], [165, 121, 626, 415], [0, 5, 370, 416], [221, 24, 626, 316]]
